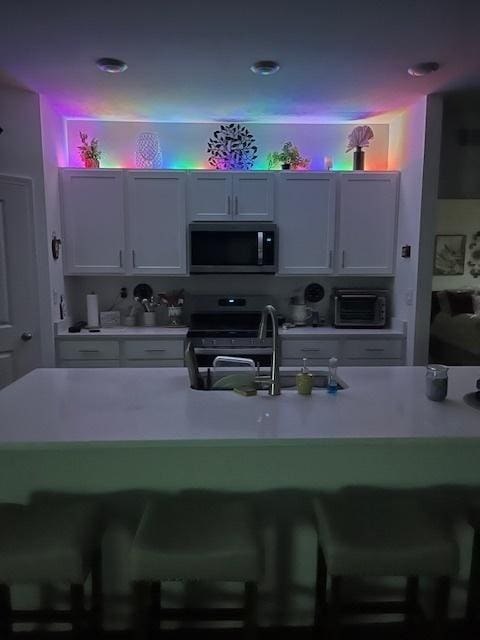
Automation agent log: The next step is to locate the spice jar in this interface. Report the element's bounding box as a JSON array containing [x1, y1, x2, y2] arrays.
[[425, 365, 449, 402]]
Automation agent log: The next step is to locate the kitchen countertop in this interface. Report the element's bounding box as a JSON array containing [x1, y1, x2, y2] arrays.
[[56, 326, 189, 338], [55, 325, 404, 339], [0, 366, 478, 446]]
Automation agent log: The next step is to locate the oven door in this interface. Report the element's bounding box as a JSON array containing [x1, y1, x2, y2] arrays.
[[194, 347, 272, 368], [334, 294, 385, 327], [189, 223, 276, 273]]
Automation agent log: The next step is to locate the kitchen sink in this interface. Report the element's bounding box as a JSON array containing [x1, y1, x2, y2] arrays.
[[191, 370, 347, 391]]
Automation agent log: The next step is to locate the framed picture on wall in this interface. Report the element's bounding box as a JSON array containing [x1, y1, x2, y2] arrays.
[[434, 234, 466, 275]]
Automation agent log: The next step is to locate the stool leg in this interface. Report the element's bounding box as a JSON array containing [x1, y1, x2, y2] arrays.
[[314, 544, 327, 630], [467, 528, 480, 625], [150, 581, 161, 635], [0, 585, 12, 639], [133, 581, 150, 640], [433, 576, 450, 640], [70, 583, 85, 640], [91, 546, 103, 638], [328, 576, 342, 640], [244, 581, 258, 639]]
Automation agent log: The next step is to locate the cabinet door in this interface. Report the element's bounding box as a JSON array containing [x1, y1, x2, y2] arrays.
[[277, 173, 336, 274], [126, 171, 187, 275], [337, 172, 399, 275], [187, 172, 232, 220], [61, 170, 125, 274], [231, 172, 274, 220]]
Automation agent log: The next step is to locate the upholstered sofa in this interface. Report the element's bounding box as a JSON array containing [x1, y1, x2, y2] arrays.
[[430, 289, 480, 365]]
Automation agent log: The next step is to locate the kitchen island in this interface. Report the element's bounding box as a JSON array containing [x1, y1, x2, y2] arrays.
[[0, 366, 479, 625]]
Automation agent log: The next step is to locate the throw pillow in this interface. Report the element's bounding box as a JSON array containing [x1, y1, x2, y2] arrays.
[[473, 294, 480, 315], [446, 290, 475, 316], [436, 290, 452, 315]]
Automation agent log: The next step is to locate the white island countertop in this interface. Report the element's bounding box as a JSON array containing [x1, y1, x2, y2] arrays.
[[0, 366, 479, 446]]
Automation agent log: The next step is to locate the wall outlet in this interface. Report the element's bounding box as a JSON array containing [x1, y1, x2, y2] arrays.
[[405, 289, 414, 306]]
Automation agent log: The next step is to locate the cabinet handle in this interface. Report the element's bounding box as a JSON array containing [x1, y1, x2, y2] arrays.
[[119, 250, 123, 268], [329, 250, 333, 269], [78, 349, 100, 353], [341, 250, 346, 269], [365, 348, 385, 352], [227, 195, 231, 216], [301, 348, 321, 353], [145, 349, 166, 353], [234, 195, 239, 215], [132, 249, 136, 268]]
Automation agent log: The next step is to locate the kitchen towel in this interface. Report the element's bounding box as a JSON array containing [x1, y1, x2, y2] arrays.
[[86, 293, 99, 328]]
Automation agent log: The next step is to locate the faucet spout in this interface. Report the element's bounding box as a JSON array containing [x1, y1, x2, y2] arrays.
[[258, 304, 281, 396]]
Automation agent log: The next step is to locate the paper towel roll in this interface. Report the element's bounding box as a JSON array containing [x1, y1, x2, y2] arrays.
[[86, 293, 99, 328]]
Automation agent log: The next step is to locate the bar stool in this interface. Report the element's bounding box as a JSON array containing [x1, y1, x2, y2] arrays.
[[130, 495, 261, 637], [313, 488, 458, 638], [466, 504, 480, 626], [0, 502, 102, 638]]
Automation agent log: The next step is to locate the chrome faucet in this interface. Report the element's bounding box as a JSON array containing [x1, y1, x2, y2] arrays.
[[257, 304, 281, 396]]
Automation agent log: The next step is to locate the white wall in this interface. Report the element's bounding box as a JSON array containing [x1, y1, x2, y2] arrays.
[[432, 199, 480, 290], [39, 95, 70, 325], [0, 86, 54, 365], [65, 121, 390, 171], [389, 98, 428, 364]]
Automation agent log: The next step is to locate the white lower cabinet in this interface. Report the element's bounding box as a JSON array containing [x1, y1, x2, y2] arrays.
[[282, 339, 340, 366], [56, 338, 185, 368], [123, 339, 184, 367], [281, 335, 405, 367]]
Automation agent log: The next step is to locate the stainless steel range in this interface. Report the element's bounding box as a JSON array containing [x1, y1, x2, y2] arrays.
[[186, 295, 273, 367]]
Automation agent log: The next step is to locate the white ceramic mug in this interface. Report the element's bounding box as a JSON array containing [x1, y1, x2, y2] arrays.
[[290, 304, 313, 325]]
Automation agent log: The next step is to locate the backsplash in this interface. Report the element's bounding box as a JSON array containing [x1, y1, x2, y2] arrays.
[[65, 275, 394, 325]]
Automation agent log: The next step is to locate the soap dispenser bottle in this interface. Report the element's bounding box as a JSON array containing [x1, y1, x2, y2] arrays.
[[327, 357, 338, 394], [296, 357, 313, 395]]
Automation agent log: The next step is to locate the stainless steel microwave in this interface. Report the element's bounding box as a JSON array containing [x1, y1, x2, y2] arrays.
[[331, 289, 388, 328], [189, 223, 277, 274]]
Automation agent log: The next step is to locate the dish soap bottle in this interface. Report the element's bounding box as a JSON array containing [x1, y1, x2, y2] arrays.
[[327, 357, 338, 394], [296, 358, 313, 395]]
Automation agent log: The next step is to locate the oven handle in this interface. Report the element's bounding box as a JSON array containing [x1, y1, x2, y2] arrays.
[[258, 232, 264, 265]]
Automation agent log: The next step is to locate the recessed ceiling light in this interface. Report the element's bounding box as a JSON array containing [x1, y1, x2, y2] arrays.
[[96, 57, 128, 73], [407, 62, 440, 77], [250, 60, 280, 75]]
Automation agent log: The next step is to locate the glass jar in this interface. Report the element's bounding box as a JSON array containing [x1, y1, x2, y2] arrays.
[[425, 365, 449, 402]]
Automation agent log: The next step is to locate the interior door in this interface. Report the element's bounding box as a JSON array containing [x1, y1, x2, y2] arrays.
[[0, 176, 42, 389]]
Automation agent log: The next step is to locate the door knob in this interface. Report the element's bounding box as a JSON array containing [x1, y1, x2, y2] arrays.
[[21, 332, 32, 341]]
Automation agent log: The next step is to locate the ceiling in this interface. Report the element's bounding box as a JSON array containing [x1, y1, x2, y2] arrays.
[[1, 0, 480, 123]]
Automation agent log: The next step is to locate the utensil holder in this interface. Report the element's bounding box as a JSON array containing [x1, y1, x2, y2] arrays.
[[143, 312, 156, 327]]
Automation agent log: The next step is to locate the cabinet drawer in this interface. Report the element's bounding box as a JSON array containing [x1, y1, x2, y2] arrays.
[[122, 359, 184, 368], [57, 340, 119, 360], [343, 339, 403, 360], [58, 359, 119, 368], [282, 339, 340, 360], [123, 339, 184, 360]]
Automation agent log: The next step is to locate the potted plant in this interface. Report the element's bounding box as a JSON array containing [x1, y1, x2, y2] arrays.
[[267, 142, 310, 170], [78, 131, 102, 168]]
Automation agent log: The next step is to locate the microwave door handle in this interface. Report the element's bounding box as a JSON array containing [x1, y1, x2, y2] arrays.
[[341, 294, 377, 299], [257, 232, 264, 265]]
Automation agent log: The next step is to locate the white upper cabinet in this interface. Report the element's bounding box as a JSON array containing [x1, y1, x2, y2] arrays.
[[231, 173, 274, 220], [61, 170, 126, 274], [336, 172, 399, 275], [276, 172, 336, 275], [188, 171, 274, 221], [126, 171, 187, 275]]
